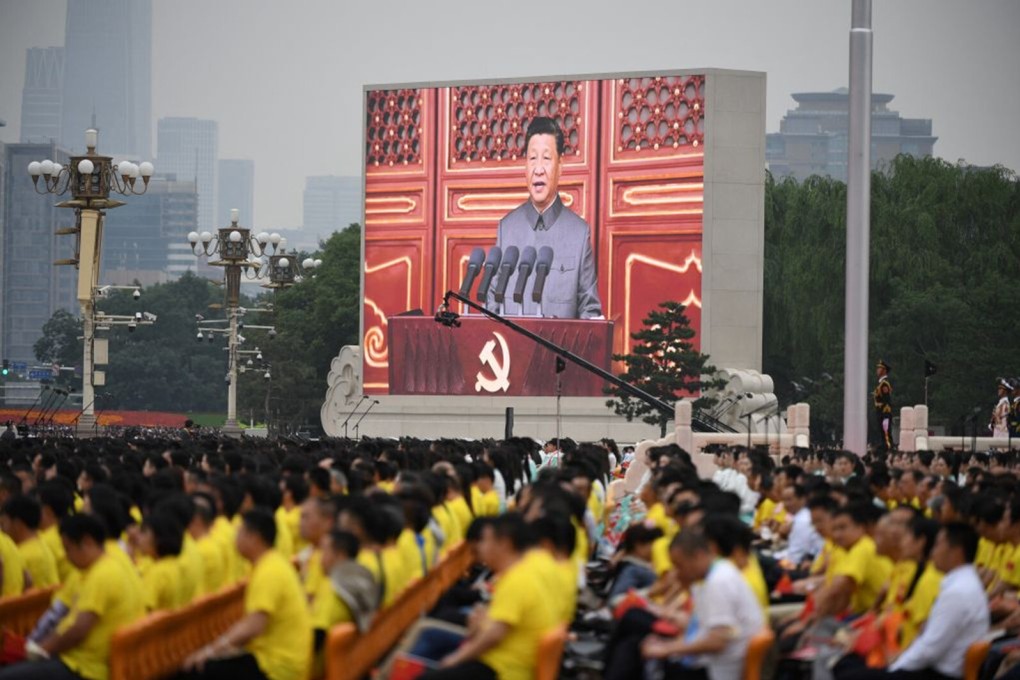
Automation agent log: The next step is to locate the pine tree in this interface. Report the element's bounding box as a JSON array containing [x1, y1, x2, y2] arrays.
[[605, 301, 724, 435]]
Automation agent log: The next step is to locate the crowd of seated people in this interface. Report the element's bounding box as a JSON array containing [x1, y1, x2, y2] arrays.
[[4, 430, 1020, 680]]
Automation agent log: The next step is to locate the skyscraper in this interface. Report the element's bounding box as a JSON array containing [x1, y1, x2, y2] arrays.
[[20, 47, 64, 144], [217, 159, 255, 229], [1, 143, 77, 364], [156, 117, 218, 231], [766, 88, 937, 182], [302, 176, 361, 238], [61, 0, 151, 158], [100, 175, 199, 286]]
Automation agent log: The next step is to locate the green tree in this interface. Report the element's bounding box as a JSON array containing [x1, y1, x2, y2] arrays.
[[763, 156, 1020, 439], [606, 301, 724, 435], [34, 309, 83, 370]]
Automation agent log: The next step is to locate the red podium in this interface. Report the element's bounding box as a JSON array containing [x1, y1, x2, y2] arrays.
[[388, 316, 614, 397]]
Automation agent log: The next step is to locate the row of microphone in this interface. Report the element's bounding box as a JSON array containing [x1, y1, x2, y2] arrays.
[[458, 245, 555, 305]]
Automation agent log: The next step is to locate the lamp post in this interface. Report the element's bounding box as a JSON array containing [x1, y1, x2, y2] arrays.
[[27, 128, 153, 437], [188, 212, 318, 437]]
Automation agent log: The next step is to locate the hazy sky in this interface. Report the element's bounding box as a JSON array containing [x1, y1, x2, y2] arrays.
[[1, 0, 1018, 229]]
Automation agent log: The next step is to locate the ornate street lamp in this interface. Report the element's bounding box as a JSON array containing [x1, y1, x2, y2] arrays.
[[27, 128, 153, 437]]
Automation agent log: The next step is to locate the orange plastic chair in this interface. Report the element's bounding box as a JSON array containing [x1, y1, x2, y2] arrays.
[[743, 628, 775, 680], [535, 625, 569, 680], [0, 586, 57, 637], [964, 639, 991, 680]]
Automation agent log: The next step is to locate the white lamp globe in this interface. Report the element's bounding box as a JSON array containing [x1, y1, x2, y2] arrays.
[[187, 231, 200, 244], [127, 163, 139, 178], [278, 258, 290, 268], [40, 160, 55, 175], [77, 159, 95, 175], [200, 231, 213, 243], [138, 162, 154, 177], [269, 233, 282, 245], [28, 162, 42, 176], [256, 231, 270, 243], [229, 230, 242, 243], [118, 160, 133, 176], [302, 258, 314, 269], [314, 259, 323, 267]]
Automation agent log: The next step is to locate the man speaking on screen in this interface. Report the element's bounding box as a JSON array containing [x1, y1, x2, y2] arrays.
[[486, 116, 603, 319]]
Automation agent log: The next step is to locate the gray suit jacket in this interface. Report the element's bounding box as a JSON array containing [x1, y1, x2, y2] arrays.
[[485, 197, 603, 319]]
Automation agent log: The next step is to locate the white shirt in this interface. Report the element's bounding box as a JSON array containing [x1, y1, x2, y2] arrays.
[[890, 563, 989, 677], [690, 559, 764, 680], [774, 507, 823, 564], [712, 468, 758, 515]]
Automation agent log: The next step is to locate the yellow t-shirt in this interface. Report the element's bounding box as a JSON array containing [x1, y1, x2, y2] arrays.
[[397, 529, 429, 582], [274, 513, 295, 559], [59, 552, 145, 680], [194, 534, 226, 594], [753, 498, 777, 531], [480, 555, 559, 680], [276, 505, 306, 553], [477, 490, 500, 517], [1000, 543, 1020, 588], [211, 516, 244, 583], [901, 562, 943, 648], [244, 550, 313, 680], [177, 534, 203, 603], [882, 560, 919, 611], [571, 517, 590, 579], [742, 555, 770, 613], [310, 576, 353, 631], [381, 544, 410, 606], [651, 536, 673, 576], [587, 487, 604, 525], [303, 549, 325, 599], [447, 496, 475, 538], [41, 524, 72, 583], [833, 535, 892, 614], [142, 556, 184, 611], [0, 531, 26, 595], [103, 540, 137, 578], [519, 549, 576, 625], [433, 504, 462, 554], [976, 537, 995, 568], [19, 535, 59, 588]]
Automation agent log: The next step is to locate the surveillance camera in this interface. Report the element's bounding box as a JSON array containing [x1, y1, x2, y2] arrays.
[[196, 331, 204, 342], [127, 321, 137, 332], [238, 322, 244, 330], [268, 329, 277, 339], [263, 371, 271, 380], [95, 288, 106, 298], [246, 359, 253, 367], [134, 312, 142, 321], [133, 289, 141, 300], [224, 373, 231, 385], [256, 352, 263, 361], [237, 334, 246, 345], [195, 314, 204, 321], [207, 334, 214, 343], [143, 312, 157, 322]]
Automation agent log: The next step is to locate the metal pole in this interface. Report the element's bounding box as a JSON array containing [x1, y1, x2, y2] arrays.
[[223, 307, 241, 437], [843, 0, 873, 456], [77, 300, 96, 435]]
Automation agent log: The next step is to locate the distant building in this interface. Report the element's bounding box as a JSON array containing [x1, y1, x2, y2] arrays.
[[302, 175, 360, 238], [100, 175, 199, 287], [20, 47, 64, 144], [766, 88, 937, 182], [1, 143, 78, 364], [156, 117, 218, 232], [217, 159, 255, 229], [61, 0, 151, 158], [274, 227, 321, 254]]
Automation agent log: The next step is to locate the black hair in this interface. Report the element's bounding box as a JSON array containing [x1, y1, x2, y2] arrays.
[[941, 521, 980, 563], [669, 528, 711, 555], [307, 468, 331, 495], [489, 512, 534, 553], [60, 513, 106, 544], [326, 529, 360, 559], [528, 512, 576, 556], [701, 515, 753, 557], [465, 516, 493, 543], [191, 492, 217, 526], [241, 508, 277, 547], [141, 511, 184, 558], [833, 502, 875, 526], [524, 116, 565, 156], [619, 524, 664, 554], [283, 475, 310, 505], [35, 481, 74, 519], [2, 494, 42, 529]]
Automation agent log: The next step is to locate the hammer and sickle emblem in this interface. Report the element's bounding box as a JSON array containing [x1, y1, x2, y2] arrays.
[[475, 331, 511, 393]]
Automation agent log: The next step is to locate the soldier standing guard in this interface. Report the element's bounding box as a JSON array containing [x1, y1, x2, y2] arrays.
[[1009, 378, 1020, 446], [873, 360, 894, 453]]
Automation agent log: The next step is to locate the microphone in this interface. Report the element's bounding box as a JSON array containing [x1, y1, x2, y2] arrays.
[[458, 247, 486, 298], [492, 246, 519, 304], [531, 246, 554, 303], [512, 246, 537, 305], [475, 246, 503, 302]]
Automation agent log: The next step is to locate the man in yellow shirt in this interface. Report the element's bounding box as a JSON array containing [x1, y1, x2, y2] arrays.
[[277, 475, 309, 553], [1, 495, 58, 588], [424, 513, 558, 680], [36, 482, 74, 582], [188, 493, 226, 594], [137, 512, 186, 612], [297, 495, 338, 600], [182, 508, 312, 680], [1, 514, 144, 680]]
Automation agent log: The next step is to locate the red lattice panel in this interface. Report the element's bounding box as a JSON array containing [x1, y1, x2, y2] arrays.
[[366, 89, 425, 168], [447, 81, 587, 165], [613, 76, 704, 158]]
